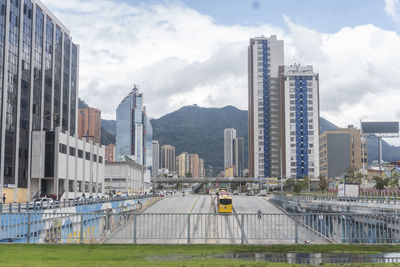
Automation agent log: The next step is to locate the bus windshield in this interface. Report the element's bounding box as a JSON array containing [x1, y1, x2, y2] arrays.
[[220, 199, 232, 205]]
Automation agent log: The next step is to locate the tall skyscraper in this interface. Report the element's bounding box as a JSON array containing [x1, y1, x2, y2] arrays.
[[248, 35, 284, 178], [116, 85, 147, 165], [279, 64, 320, 179], [224, 128, 236, 169], [176, 152, 187, 177], [0, 0, 79, 200], [160, 144, 175, 172], [151, 140, 159, 177], [233, 138, 244, 177], [78, 107, 101, 144], [145, 118, 153, 168]]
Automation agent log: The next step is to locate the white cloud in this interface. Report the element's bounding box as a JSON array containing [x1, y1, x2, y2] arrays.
[[42, 0, 400, 134], [385, 0, 400, 26]]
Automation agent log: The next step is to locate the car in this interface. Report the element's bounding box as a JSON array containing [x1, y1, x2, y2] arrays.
[[30, 198, 58, 209]]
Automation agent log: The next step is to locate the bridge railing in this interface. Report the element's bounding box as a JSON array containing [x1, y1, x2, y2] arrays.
[[275, 193, 400, 205], [1, 212, 400, 244], [0, 194, 158, 213]]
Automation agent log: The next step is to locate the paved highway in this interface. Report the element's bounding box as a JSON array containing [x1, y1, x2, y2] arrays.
[[106, 194, 329, 244]]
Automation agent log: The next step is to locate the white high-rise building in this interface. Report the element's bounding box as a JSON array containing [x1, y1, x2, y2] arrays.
[[248, 35, 284, 178], [151, 140, 159, 177], [224, 128, 236, 169], [280, 64, 320, 179]]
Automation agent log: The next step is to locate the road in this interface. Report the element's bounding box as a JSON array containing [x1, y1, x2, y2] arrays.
[[105, 194, 329, 244]]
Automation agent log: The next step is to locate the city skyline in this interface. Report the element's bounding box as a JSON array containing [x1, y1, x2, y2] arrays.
[[41, 0, 400, 145]]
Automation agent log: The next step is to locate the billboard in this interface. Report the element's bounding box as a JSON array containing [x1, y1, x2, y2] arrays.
[[361, 121, 399, 137]]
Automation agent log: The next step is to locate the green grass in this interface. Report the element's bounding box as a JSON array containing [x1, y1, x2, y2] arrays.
[[0, 244, 400, 266]]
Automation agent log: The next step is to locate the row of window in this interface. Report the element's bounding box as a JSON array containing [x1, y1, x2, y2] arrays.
[[59, 143, 103, 163]]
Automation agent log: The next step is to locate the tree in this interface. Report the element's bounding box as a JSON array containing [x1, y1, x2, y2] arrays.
[[285, 178, 296, 191], [293, 180, 305, 194], [388, 171, 400, 188], [318, 175, 329, 192], [185, 173, 192, 178], [373, 176, 388, 190], [344, 167, 363, 184]]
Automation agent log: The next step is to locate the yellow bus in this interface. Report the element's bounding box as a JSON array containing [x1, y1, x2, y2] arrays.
[[217, 194, 233, 213]]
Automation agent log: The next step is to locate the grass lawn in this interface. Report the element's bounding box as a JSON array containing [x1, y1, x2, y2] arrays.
[[1, 244, 400, 266]]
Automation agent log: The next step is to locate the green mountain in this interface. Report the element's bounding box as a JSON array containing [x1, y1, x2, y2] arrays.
[[151, 105, 248, 174], [82, 98, 400, 168]]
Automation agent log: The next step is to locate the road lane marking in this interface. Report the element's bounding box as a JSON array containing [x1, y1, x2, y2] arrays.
[[189, 195, 201, 213]]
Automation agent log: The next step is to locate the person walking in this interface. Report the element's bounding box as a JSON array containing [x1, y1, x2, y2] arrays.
[[2, 193, 5, 204]]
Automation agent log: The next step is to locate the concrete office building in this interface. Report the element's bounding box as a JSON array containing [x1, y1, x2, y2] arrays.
[[160, 144, 175, 173], [105, 143, 115, 163], [199, 158, 205, 177], [280, 64, 320, 179], [248, 35, 284, 178], [176, 152, 187, 177], [151, 140, 159, 177], [145, 118, 152, 169], [116, 85, 147, 165], [104, 161, 145, 194], [224, 128, 236, 169], [0, 0, 91, 202], [233, 138, 244, 177], [78, 107, 101, 144], [31, 128, 105, 200], [320, 125, 368, 179]]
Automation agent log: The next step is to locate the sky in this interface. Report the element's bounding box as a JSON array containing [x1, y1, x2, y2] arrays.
[[41, 0, 400, 140]]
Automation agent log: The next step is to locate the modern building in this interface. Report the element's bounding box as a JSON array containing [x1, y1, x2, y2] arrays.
[[116, 85, 147, 165], [160, 144, 175, 173], [151, 140, 159, 177], [0, 0, 86, 202], [78, 107, 101, 144], [225, 166, 234, 178], [320, 125, 368, 179], [280, 64, 320, 179], [105, 143, 115, 163], [199, 158, 205, 177], [233, 138, 244, 177], [248, 35, 284, 178], [224, 128, 236, 169], [145, 118, 153, 169], [31, 128, 105, 200], [176, 152, 187, 177], [104, 161, 145, 194]]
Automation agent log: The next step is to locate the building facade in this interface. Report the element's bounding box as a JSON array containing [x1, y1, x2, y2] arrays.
[[160, 144, 175, 173], [320, 125, 368, 179], [116, 85, 147, 165], [151, 140, 159, 177], [104, 161, 144, 195], [78, 107, 101, 144], [31, 128, 105, 200], [233, 138, 244, 177], [105, 143, 115, 163], [0, 0, 80, 202], [248, 35, 284, 178], [280, 65, 320, 179], [176, 152, 187, 177], [145, 118, 152, 168], [224, 128, 236, 169], [199, 158, 205, 177]]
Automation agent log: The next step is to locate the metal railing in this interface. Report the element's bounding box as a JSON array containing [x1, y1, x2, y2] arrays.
[[1, 212, 400, 244], [275, 194, 400, 205], [0, 194, 157, 213]]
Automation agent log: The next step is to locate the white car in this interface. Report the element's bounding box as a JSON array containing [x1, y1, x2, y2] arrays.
[[31, 198, 57, 209]]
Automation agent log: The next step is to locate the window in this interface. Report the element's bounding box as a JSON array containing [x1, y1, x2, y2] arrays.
[[93, 154, 97, 162], [290, 119, 295, 123], [85, 152, 90, 160], [290, 112, 295, 117], [78, 149, 83, 158], [290, 106, 295, 111], [99, 156, 103, 163], [59, 144, 67, 154], [69, 147, 75, 156], [290, 94, 295, 99]]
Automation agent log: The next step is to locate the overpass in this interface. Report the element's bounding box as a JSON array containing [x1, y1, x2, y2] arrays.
[[150, 177, 280, 185]]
